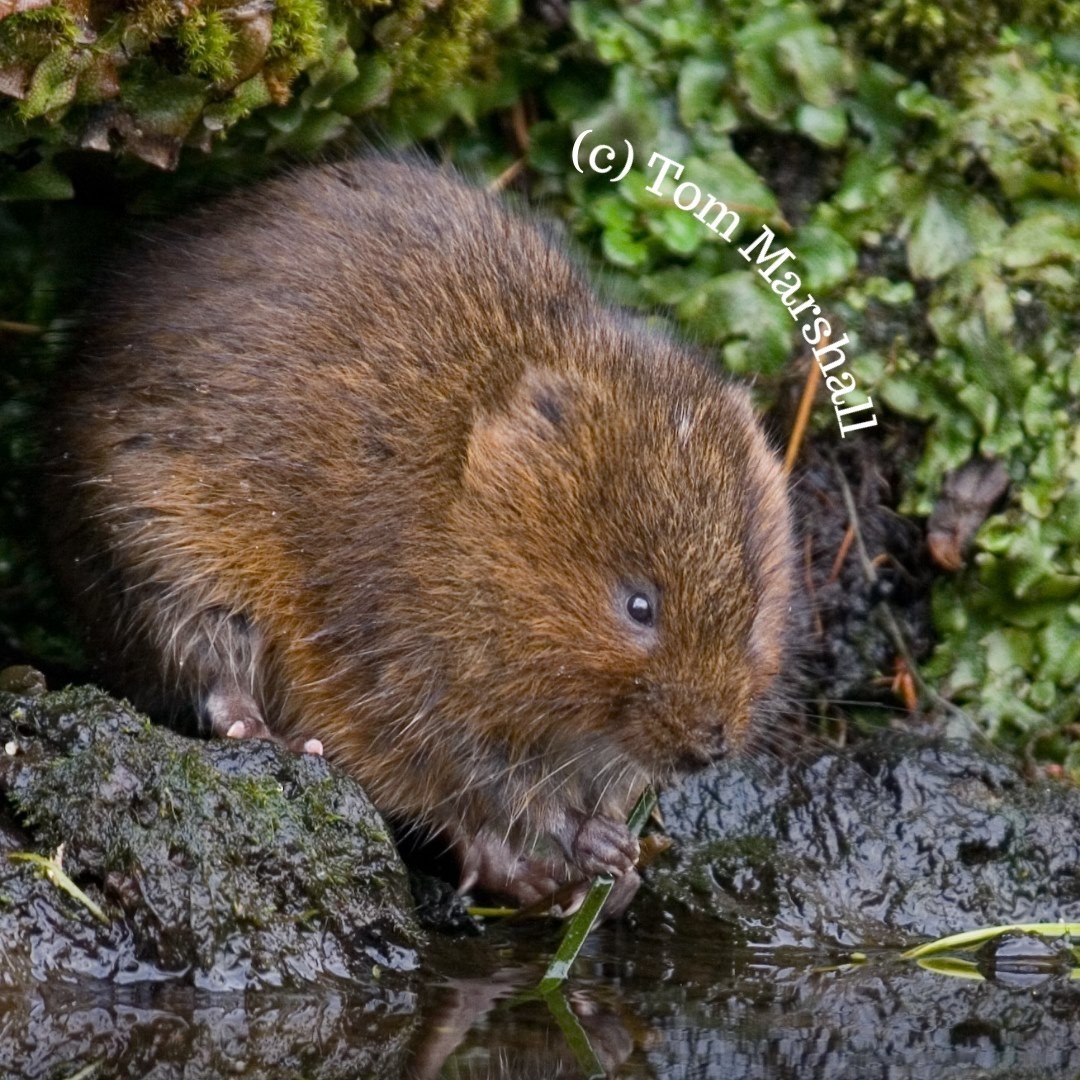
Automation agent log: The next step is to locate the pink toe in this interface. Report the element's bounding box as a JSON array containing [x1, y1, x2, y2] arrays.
[[303, 738, 324, 756], [226, 720, 246, 739]]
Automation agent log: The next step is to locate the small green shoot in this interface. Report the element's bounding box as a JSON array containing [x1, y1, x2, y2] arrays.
[[8, 844, 109, 925]]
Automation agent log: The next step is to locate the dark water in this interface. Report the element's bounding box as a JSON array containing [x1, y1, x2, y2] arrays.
[[6, 919, 1080, 1079]]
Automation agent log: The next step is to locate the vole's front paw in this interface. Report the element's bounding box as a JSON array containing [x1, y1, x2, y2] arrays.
[[203, 686, 323, 756], [570, 815, 640, 878]]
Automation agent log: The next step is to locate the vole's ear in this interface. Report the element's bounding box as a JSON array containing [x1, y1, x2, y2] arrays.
[[465, 366, 580, 483]]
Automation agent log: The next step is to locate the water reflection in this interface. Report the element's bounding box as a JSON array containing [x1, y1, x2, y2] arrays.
[[6, 923, 1080, 1077]]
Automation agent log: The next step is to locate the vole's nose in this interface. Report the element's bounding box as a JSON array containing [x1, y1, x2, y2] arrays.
[[674, 745, 715, 773]]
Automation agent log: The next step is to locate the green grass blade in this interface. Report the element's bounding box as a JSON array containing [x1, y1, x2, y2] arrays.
[[902, 922, 1080, 960], [537, 787, 658, 992], [538, 876, 614, 994], [9, 848, 109, 925]]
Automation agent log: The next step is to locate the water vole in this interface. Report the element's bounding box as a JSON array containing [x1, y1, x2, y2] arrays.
[[49, 156, 794, 912]]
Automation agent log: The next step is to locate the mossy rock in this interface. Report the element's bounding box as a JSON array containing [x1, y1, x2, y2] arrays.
[[0, 680, 422, 989]]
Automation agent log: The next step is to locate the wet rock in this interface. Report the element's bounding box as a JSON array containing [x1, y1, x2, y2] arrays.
[[0, 685, 422, 990], [645, 733, 1080, 949]]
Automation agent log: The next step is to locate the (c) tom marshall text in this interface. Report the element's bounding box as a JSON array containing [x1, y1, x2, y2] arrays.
[[645, 150, 878, 438]]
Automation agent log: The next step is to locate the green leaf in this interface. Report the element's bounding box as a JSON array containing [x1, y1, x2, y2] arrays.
[[1000, 214, 1080, 270], [776, 25, 852, 108], [0, 160, 74, 201], [795, 103, 847, 147], [20, 50, 79, 119], [527, 121, 573, 175], [333, 55, 393, 115], [677, 58, 728, 127], [795, 223, 857, 291], [601, 228, 650, 269], [648, 206, 702, 255], [907, 191, 975, 280], [734, 48, 790, 123], [678, 272, 794, 374]]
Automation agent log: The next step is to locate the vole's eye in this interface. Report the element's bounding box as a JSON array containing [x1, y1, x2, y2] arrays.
[[617, 581, 660, 639], [627, 593, 654, 626]]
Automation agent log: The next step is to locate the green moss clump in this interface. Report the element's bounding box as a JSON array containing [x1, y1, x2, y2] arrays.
[[0, 0, 519, 194], [813, 0, 1079, 80], [175, 10, 242, 85]]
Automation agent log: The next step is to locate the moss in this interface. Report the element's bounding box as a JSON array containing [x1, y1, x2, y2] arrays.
[[175, 10, 241, 85], [0, 6, 78, 67], [813, 0, 1080, 81], [266, 0, 324, 93], [0, 0, 514, 190]]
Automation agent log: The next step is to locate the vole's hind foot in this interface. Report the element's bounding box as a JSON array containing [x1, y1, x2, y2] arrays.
[[203, 686, 323, 756], [455, 827, 641, 919], [562, 814, 640, 878], [456, 829, 571, 909]]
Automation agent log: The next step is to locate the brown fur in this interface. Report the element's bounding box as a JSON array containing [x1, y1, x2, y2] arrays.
[[48, 156, 794, 905]]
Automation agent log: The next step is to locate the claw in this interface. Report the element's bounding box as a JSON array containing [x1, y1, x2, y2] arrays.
[[205, 686, 322, 757]]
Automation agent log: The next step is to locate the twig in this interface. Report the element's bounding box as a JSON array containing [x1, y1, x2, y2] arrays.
[[0, 319, 43, 334], [510, 99, 531, 155], [826, 524, 855, 584], [784, 346, 824, 474], [488, 158, 525, 193], [831, 462, 976, 731], [790, 354, 820, 477]]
